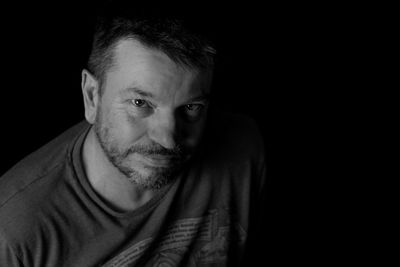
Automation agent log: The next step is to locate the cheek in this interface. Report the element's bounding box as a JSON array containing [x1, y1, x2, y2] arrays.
[[108, 109, 148, 147], [181, 120, 207, 149]]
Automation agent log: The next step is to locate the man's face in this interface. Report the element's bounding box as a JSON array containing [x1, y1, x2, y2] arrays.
[[93, 39, 211, 190]]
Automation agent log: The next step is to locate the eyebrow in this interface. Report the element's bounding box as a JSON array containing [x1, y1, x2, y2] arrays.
[[188, 93, 210, 102], [122, 87, 154, 99]]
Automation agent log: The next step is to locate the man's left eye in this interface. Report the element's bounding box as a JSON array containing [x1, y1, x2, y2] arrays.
[[185, 104, 203, 112]]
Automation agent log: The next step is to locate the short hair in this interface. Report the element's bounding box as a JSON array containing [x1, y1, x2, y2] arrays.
[[87, 2, 217, 94]]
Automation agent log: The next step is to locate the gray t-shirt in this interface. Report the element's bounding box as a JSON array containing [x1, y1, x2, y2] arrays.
[[0, 112, 266, 266]]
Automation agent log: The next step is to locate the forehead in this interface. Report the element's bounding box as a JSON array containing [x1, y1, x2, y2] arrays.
[[104, 39, 211, 99]]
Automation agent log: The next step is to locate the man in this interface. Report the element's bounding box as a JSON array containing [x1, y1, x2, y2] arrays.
[[0, 4, 266, 266]]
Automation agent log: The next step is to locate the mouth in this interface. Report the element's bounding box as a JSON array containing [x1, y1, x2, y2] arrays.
[[140, 154, 180, 167]]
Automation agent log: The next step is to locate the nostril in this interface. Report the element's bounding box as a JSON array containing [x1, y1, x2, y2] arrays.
[[148, 128, 177, 150], [148, 110, 181, 149], [160, 135, 176, 150]]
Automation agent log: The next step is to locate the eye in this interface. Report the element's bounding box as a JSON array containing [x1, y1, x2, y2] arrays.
[[185, 104, 203, 111], [131, 99, 149, 108], [181, 104, 205, 121]]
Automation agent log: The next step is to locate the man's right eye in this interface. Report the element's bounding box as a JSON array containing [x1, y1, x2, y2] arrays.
[[131, 99, 149, 108]]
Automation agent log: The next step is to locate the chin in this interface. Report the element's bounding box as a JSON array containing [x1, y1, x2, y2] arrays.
[[123, 164, 178, 191]]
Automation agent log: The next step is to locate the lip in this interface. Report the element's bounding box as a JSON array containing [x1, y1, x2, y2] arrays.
[[140, 155, 177, 167]]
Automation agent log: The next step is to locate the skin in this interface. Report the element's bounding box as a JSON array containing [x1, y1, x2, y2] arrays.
[[81, 39, 212, 212]]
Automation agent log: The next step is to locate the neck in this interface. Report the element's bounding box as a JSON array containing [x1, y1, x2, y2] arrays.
[[82, 127, 155, 212]]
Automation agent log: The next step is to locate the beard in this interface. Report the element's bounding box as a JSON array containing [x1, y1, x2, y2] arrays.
[[93, 108, 187, 191]]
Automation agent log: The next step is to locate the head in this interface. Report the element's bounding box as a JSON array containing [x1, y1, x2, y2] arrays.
[[82, 5, 216, 190]]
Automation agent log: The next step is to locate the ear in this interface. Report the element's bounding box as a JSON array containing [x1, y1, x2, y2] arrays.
[[81, 69, 100, 124]]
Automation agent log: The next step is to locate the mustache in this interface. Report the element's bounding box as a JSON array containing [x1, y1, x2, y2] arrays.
[[122, 143, 186, 159]]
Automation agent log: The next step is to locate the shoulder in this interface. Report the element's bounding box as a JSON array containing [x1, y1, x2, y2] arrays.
[[0, 121, 89, 235], [0, 121, 89, 200], [1, 121, 89, 180]]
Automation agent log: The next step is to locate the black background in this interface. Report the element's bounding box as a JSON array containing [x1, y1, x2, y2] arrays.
[[0, 1, 382, 264]]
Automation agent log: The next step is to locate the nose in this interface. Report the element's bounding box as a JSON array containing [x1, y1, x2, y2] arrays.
[[147, 110, 179, 150]]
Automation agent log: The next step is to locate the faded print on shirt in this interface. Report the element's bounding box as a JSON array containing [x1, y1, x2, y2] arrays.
[[102, 209, 246, 267]]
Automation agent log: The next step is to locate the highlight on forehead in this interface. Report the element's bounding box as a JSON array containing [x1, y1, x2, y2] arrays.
[[114, 37, 214, 71], [103, 38, 212, 96], [98, 37, 214, 94]]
